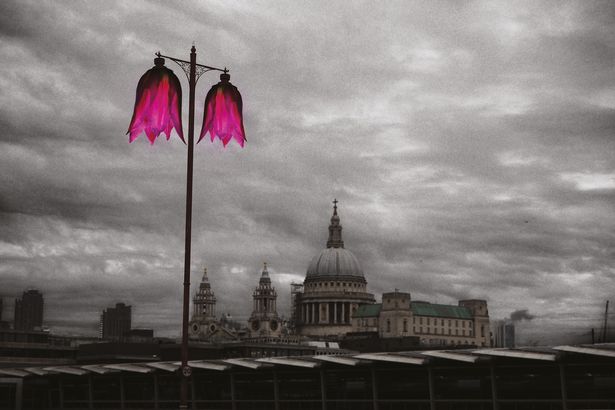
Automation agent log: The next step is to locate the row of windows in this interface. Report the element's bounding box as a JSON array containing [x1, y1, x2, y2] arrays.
[[414, 317, 472, 328], [423, 338, 478, 346], [306, 282, 362, 289], [414, 326, 472, 336], [358, 319, 479, 338]]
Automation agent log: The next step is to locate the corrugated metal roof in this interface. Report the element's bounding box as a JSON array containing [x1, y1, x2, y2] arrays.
[[354, 303, 382, 317], [411, 302, 473, 319], [354, 352, 426, 365], [553, 344, 615, 358], [421, 350, 481, 363], [2, 344, 615, 377], [475, 348, 557, 361]]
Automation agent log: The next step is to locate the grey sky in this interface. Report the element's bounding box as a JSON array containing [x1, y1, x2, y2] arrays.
[[0, 0, 614, 344]]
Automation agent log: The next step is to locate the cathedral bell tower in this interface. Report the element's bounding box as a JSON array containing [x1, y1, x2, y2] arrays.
[[248, 263, 281, 338], [189, 268, 218, 338]]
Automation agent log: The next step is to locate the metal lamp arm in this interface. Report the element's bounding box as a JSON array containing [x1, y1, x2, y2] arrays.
[[155, 51, 228, 84]]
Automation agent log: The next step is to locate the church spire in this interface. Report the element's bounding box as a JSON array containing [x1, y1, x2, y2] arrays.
[[259, 262, 271, 284], [199, 267, 211, 290], [326, 198, 344, 248]]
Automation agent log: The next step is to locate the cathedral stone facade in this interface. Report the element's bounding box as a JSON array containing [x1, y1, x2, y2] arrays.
[[295, 201, 375, 338]]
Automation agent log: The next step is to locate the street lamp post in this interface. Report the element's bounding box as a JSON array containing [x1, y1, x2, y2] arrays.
[[128, 45, 245, 409]]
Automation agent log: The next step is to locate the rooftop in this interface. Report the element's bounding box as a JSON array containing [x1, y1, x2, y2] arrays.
[[411, 302, 473, 319], [354, 304, 382, 318], [2, 344, 614, 378]]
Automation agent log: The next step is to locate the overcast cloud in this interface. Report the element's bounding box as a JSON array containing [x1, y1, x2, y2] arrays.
[[0, 0, 614, 344]]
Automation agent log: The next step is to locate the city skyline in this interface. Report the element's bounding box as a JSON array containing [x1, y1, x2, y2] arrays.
[[1, 1, 614, 345]]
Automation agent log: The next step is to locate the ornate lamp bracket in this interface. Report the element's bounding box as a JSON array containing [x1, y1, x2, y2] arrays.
[[155, 51, 228, 85]]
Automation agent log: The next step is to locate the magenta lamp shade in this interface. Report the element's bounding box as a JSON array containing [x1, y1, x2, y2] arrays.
[[198, 73, 246, 147], [127, 57, 184, 144]]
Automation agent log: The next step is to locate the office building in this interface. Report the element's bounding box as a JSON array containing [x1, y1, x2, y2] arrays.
[[14, 289, 44, 331], [493, 319, 515, 348], [100, 303, 131, 341]]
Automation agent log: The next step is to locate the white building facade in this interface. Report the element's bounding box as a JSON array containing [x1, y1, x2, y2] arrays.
[[353, 291, 491, 347]]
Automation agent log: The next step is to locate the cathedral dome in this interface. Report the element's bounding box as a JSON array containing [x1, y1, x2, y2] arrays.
[[305, 200, 365, 280], [306, 247, 364, 278]]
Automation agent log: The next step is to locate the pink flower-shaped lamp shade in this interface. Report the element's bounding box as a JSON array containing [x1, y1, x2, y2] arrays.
[[127, 57, 184, 144], [198, 73, 246, 147]]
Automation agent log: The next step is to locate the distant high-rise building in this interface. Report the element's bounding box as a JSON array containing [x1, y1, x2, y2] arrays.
[[100, 303, 131, 341], [14, 289, 44, 331], [493, 320, 515, 348]]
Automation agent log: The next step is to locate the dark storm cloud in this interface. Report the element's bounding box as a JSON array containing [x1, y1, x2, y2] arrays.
[[0, 0, 614, 344], [510, 309, 535, 322]]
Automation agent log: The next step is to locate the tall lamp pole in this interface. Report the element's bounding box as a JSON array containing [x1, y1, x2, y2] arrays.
[[128, 45, 245, 409]]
